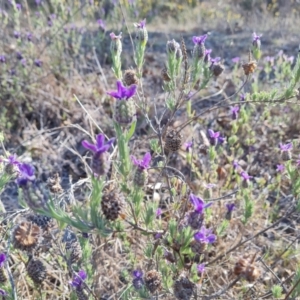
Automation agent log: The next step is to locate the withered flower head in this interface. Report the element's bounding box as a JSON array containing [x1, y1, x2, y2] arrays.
[[13, 221, 41, 252]]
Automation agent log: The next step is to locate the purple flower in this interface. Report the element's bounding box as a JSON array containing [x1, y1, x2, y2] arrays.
[[184, 141, 193, 152], [230, 106, 240, 120], [264, 56, 275, 65], [14, 31, 20, 39], [21, 58, 26, 67], [233, 161, 239, 169], [252, 32, 262, 48], [110, 32, 122, 40], [279, 142, 292, 152], [232, 57, 240, 64], [240, 171, 252, 181], [70, 270, 86, 290], [27, 32, 33, 41], [0, 55, 5, 63], [97, 19, 105, 30], [208, 129, 224, 146], [192, 34, 207, 45], [134, 19, 146, 28], [16, 163, 36, 186], [34, 59, 42, 67], [156, 208, 162, 217], [276, 164, 285, 172], [287, 56, 294, 64], [197, 263, 205, 274], [35, 0, 42, 5], [107, 80, 137, 100], [132, 269, 144, 290], [194, 226, 216, 244], [131, 152, 151, 170], [0, 253, 6, 268], [154, 232, 163, 239], [240, 93, 246, 102], [210, 57, 221, 65], [0, 289, 6, 296], [7, 154, 20, 166], [82, 134, 115, 154], [226, 203, 235, 213], [16, 51, 23, 60], [189, 193, 212, 214], [204, 49, 212, 63], [16, 3, 22, 10]]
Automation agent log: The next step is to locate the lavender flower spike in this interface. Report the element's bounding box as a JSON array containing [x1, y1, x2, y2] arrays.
[[0, 289, 6, 296], [131, 152, 151, 169], [226, 203, 235, 213], [197, 263, 205, 274], [82, 134, 115, 154], [279, 142, 292, 152], [189, 193, 212, 214], [70, 270, 87, 290], [134, 19, 146, 29], [82, 134, 115, 176], [132, 269, 144, 290], [194, 226, 216, 244], [192, 34, 207, 45], [107, 80, 137, 100], [16, 163, 36, 186]]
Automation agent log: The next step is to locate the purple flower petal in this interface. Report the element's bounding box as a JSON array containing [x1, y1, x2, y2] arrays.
[[0, 253, 6, 267], [96, 134, 105, 149], [142, 152, 151, 168], [197, 263, 205, 274], [207, 233, 216, 243], [132, 270, 143, 279], [192, 34, 207, 45], [82, 140, 98, 153]]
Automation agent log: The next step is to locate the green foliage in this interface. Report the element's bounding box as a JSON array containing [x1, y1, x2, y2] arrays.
[[271, 285, 283, 299]]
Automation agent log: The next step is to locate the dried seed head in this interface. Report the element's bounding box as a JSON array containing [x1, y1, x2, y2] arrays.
[[210, 63, 224, 77], [161, 67, 171, 82], [245, 264, 260, 282], [65, 240, 82, 264], [164, 130, 182, 152], [101, 190, 124, 221], [242, 61, 257, 75], [76, 289, 88, 300], [124, 69, 139, 86], [114, 98, 136, 125], [27, 214, 54, 231], [13, 221, 41, 252], [173, 272, 195, 300], [190, 240, 206, 254], [91, 151, 111, 176], [47, 173, 63, 194], [233, 258, 248, 276], [26, 257, 47, 284], [133, 168, 148, 187], [234, 257, 260, 282], [144, 270, 162, 294]]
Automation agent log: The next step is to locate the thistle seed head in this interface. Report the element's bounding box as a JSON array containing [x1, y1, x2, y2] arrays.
[[13, 221, 42, 252], [144, 270, 162, 294]]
